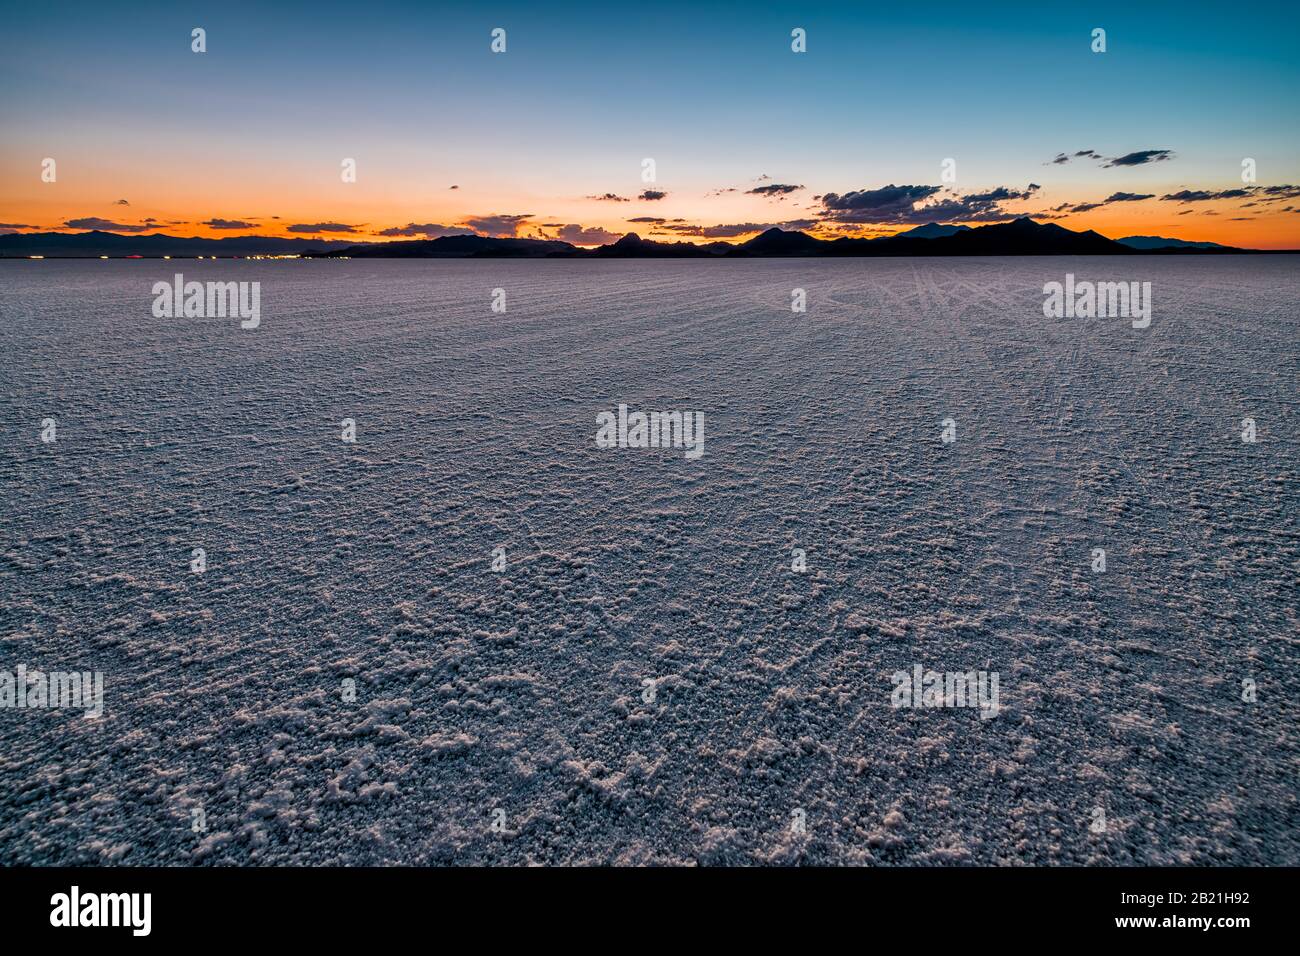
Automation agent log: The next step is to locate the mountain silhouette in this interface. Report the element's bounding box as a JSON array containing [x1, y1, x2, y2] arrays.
[[588, 232, 715, 257], [892, 222, 972, 240], [1117, 235, 1229, 250], [0, 230, 359, 258], [327, 234, 572, 258], [1, 219, 1277, 258]]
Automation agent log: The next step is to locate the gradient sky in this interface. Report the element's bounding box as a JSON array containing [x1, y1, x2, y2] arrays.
[[2, 1, 1298, 247]]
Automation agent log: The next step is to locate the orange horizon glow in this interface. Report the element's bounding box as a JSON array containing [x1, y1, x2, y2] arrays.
[[2, 184, 1297, 249]]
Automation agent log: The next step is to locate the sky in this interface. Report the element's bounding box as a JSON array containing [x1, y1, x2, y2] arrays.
[[1, 0, 1298, 247]]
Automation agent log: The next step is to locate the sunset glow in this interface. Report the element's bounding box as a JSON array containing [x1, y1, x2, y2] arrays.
[[2, 1, 1297, 248]]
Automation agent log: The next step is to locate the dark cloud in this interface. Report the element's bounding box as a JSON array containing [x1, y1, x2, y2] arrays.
[[449, 185, 459, 189], [1255, 184, 1300, 201], [746, 183, 804, 197], [820, 184, 943, 222], [966, 184, 1040, 202], [0, 222, 34, 229], [1050, 190, 1154, 214], [1103, 149, 1174, 167], [114, 199, 130, 206], [821, 183, 1038, 225], [549, 223, 622, 246], [202, 218, 255, 230], [660, 219, 814, 238], [588, 193, 629, 202], [638, 190, 667, 201], [1048, 150, 1098, 164], [286, 222, 360, 233], [1155, 184, 1299, 207], [462, 214, 532, 237], [64, 217, 152, 233], [627, 216, 666, 224], [377, 222, 463, 238], [661, 222, 776, 238], [1049, 148, 1171, 167], [1160, 188, 1250, 202]]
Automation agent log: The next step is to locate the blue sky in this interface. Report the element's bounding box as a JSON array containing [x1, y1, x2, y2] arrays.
[[2, 0, 1298, 245]]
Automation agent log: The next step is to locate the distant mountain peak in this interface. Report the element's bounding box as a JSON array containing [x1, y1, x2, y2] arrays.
[[1118, 234, 1227, 250], [893, 222, 972, 240]]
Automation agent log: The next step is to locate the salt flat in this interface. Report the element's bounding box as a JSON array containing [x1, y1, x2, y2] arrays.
[[1, 257, 1296, 865]]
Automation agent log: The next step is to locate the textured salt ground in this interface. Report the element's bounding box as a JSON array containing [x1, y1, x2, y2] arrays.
[[0, 257, 1296, 865]]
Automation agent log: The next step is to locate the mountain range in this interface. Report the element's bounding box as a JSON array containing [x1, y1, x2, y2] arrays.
[[1, 219, 1287, 259]]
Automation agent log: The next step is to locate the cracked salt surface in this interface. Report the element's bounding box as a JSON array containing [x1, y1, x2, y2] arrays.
[[1, 257, 1296, 865]]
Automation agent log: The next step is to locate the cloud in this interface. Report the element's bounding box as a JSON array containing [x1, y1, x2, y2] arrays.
[[377, 222, 464, 238], [588, 193, 629, 202], [1048, 148, 1172, 167], [967, 185, 1041, 202], [548, 223, 622, 245], [638, 190, 667, 201], [0, 222, 34, 229], [202, 218, 255, 230], [820, 183, 1039, 225], [659, 219, 816, 239], [1160, 188, 1250, 202], [286, 222, 360, 233], [627, 216, 666, 224], [661, 222, 776, 238], [114, 199, 130, 206], [1103, 149, 1174, 167], [747, 183, 804, 197], [449, 185, 459, 189], [820, 184, 944, 222], [462, 214, 532, 237], [1048, 190, 1152, 214], [1047, 149, 1098, 164], [1158, 184, 1300, 206], [64, 217, 152, 233]]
